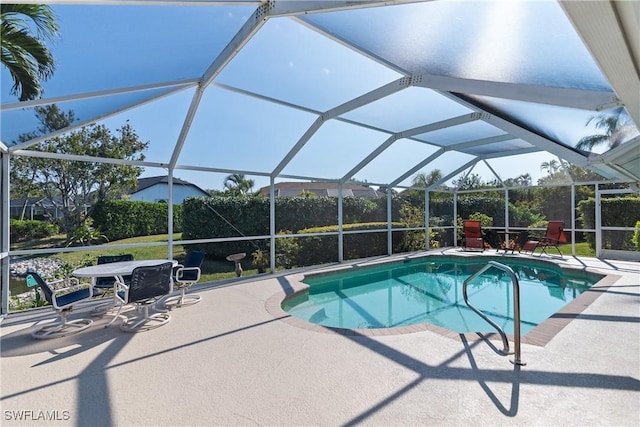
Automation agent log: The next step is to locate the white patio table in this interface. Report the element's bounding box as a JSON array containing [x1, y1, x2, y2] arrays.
[[73, 259, 178, 326]]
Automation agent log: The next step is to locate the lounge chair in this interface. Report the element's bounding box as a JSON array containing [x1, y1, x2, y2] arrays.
[[27, 272, 94, 339], [522, 221, 567, 257], [462, 220, 485, 251]]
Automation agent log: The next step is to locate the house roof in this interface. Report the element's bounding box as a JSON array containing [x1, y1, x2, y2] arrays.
[[132, 176, 208, 195], [9, 196, 63, 208], [259, 182, 382, 198]]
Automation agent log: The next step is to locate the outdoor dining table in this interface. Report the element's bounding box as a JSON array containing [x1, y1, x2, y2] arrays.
[[73, 259, 178, 325]]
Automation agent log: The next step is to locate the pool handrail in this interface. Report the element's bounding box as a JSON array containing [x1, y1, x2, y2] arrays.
[[463, 260, 525, 366]]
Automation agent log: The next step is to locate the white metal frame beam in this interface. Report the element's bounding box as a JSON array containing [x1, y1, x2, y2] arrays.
[[269, 0, 432, 17], [413, 73, 620, 111], [439, 93, 590, 167], [0, 79, 197, 112], [1, 153, 9, 314]]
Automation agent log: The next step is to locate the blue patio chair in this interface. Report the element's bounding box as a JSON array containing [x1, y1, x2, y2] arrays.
[[93, 254, 134, 297], [164, 250, 205, 309], [113, 262, 174, 332], [27, 272, 94, 339]]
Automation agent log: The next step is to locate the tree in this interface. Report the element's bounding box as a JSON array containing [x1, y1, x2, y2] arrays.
[[10, 105, 149, 235], [540, 159, 560, 175], [452, 173, 483, 190], [1, 4, 59, 101], [412, 170, 443, 189], [223, 173, 255, 196], [504, 173, 532, 187], [575, 110, 638, 152], [401, 170, 444, 206]]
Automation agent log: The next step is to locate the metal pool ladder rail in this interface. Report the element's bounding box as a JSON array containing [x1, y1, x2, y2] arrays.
[[463, 260, 526, 366]]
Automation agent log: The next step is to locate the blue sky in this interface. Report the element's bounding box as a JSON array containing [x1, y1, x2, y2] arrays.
[[1, 2, 609, 192]]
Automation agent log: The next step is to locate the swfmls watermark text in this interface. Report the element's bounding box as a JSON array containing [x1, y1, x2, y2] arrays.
[[4, 410, 70, 422]]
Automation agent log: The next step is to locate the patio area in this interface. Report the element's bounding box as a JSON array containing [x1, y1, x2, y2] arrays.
[[1, 249, 638, 426]]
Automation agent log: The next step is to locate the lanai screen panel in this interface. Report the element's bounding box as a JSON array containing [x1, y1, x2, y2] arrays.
[[2, 86, 189, 147], [281, 120, 391, 181], [340, 87, 474, 137], [464, 95, 639, 153], [415, 120, 507, 148], [356, 138, 442, 185], [0, 4, 254, 102], [1, 0, 637, 184], [216, 17, 401, 113], [302, 1, 609, 88], [180, 86, 318, 173]]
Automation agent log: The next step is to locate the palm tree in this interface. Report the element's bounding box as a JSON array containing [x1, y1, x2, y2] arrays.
[[540, 159, 560, 175], [1, 4, 59, 101], [223, 173, 255, 195], [412, 170, 443, 189], [575, 109, 638, 152]]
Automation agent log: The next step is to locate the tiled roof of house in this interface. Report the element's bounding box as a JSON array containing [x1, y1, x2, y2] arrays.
[[132, 175, 208, 195]]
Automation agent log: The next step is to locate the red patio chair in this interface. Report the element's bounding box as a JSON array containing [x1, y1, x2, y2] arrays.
[[522, 221, 567, 257], [462, 220, 485, 251]]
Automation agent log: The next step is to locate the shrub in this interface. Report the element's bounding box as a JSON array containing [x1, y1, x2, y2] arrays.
[[632, 220, 640, 251], [577, 196, 640, 250], [92, 199, 183, 241], [9, 219, 59, 242], [182, 196, 403, 259], [295, 222, 406, 266]]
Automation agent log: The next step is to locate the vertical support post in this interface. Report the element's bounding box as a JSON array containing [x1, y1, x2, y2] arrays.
[[1, 153, 9, 315], [571, 184, 576, 256], [387, 189, 392, 255], [338, 183, 344, 262], [269, 177, 276, 272], [595, 183, 602, 258], [453, 191, 458, 247], [424, 190, 430, 250], [504, 188, 510, 231], [167, 168, 174, 261]]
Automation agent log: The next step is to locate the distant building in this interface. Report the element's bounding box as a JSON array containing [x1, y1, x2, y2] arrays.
[[128, 176, 209, 203], [9, 176, 207, 221], [9, 196, 65, 220], [258, 182, 382, 199]]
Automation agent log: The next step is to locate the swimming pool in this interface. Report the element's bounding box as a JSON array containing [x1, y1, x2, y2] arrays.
[[282, 255, 604, 335]]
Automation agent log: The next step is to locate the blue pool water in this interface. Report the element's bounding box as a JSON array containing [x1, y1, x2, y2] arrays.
[[283, 256, 603, 335]]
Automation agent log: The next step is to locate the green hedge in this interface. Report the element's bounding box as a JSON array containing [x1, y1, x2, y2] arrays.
[[92, 199, 183, 241], [292, 222, 408, 266], [430, 196, 507, 225], [577, 196, 640, 250], [182, 196, 402, 259], [633, 220, 640, 251], [9, 219, 59, 242]]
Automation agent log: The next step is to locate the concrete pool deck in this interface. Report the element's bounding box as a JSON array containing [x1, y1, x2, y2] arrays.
[[1, 248, 639, 426]]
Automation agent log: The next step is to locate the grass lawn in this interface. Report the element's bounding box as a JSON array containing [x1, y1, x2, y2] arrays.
[[13, 233, 262, 284], [11, 233, 597, 285], [559, 242, 595, 257]]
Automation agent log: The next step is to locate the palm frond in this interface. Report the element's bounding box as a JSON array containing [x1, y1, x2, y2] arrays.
[[1, 4, 58, 100]]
